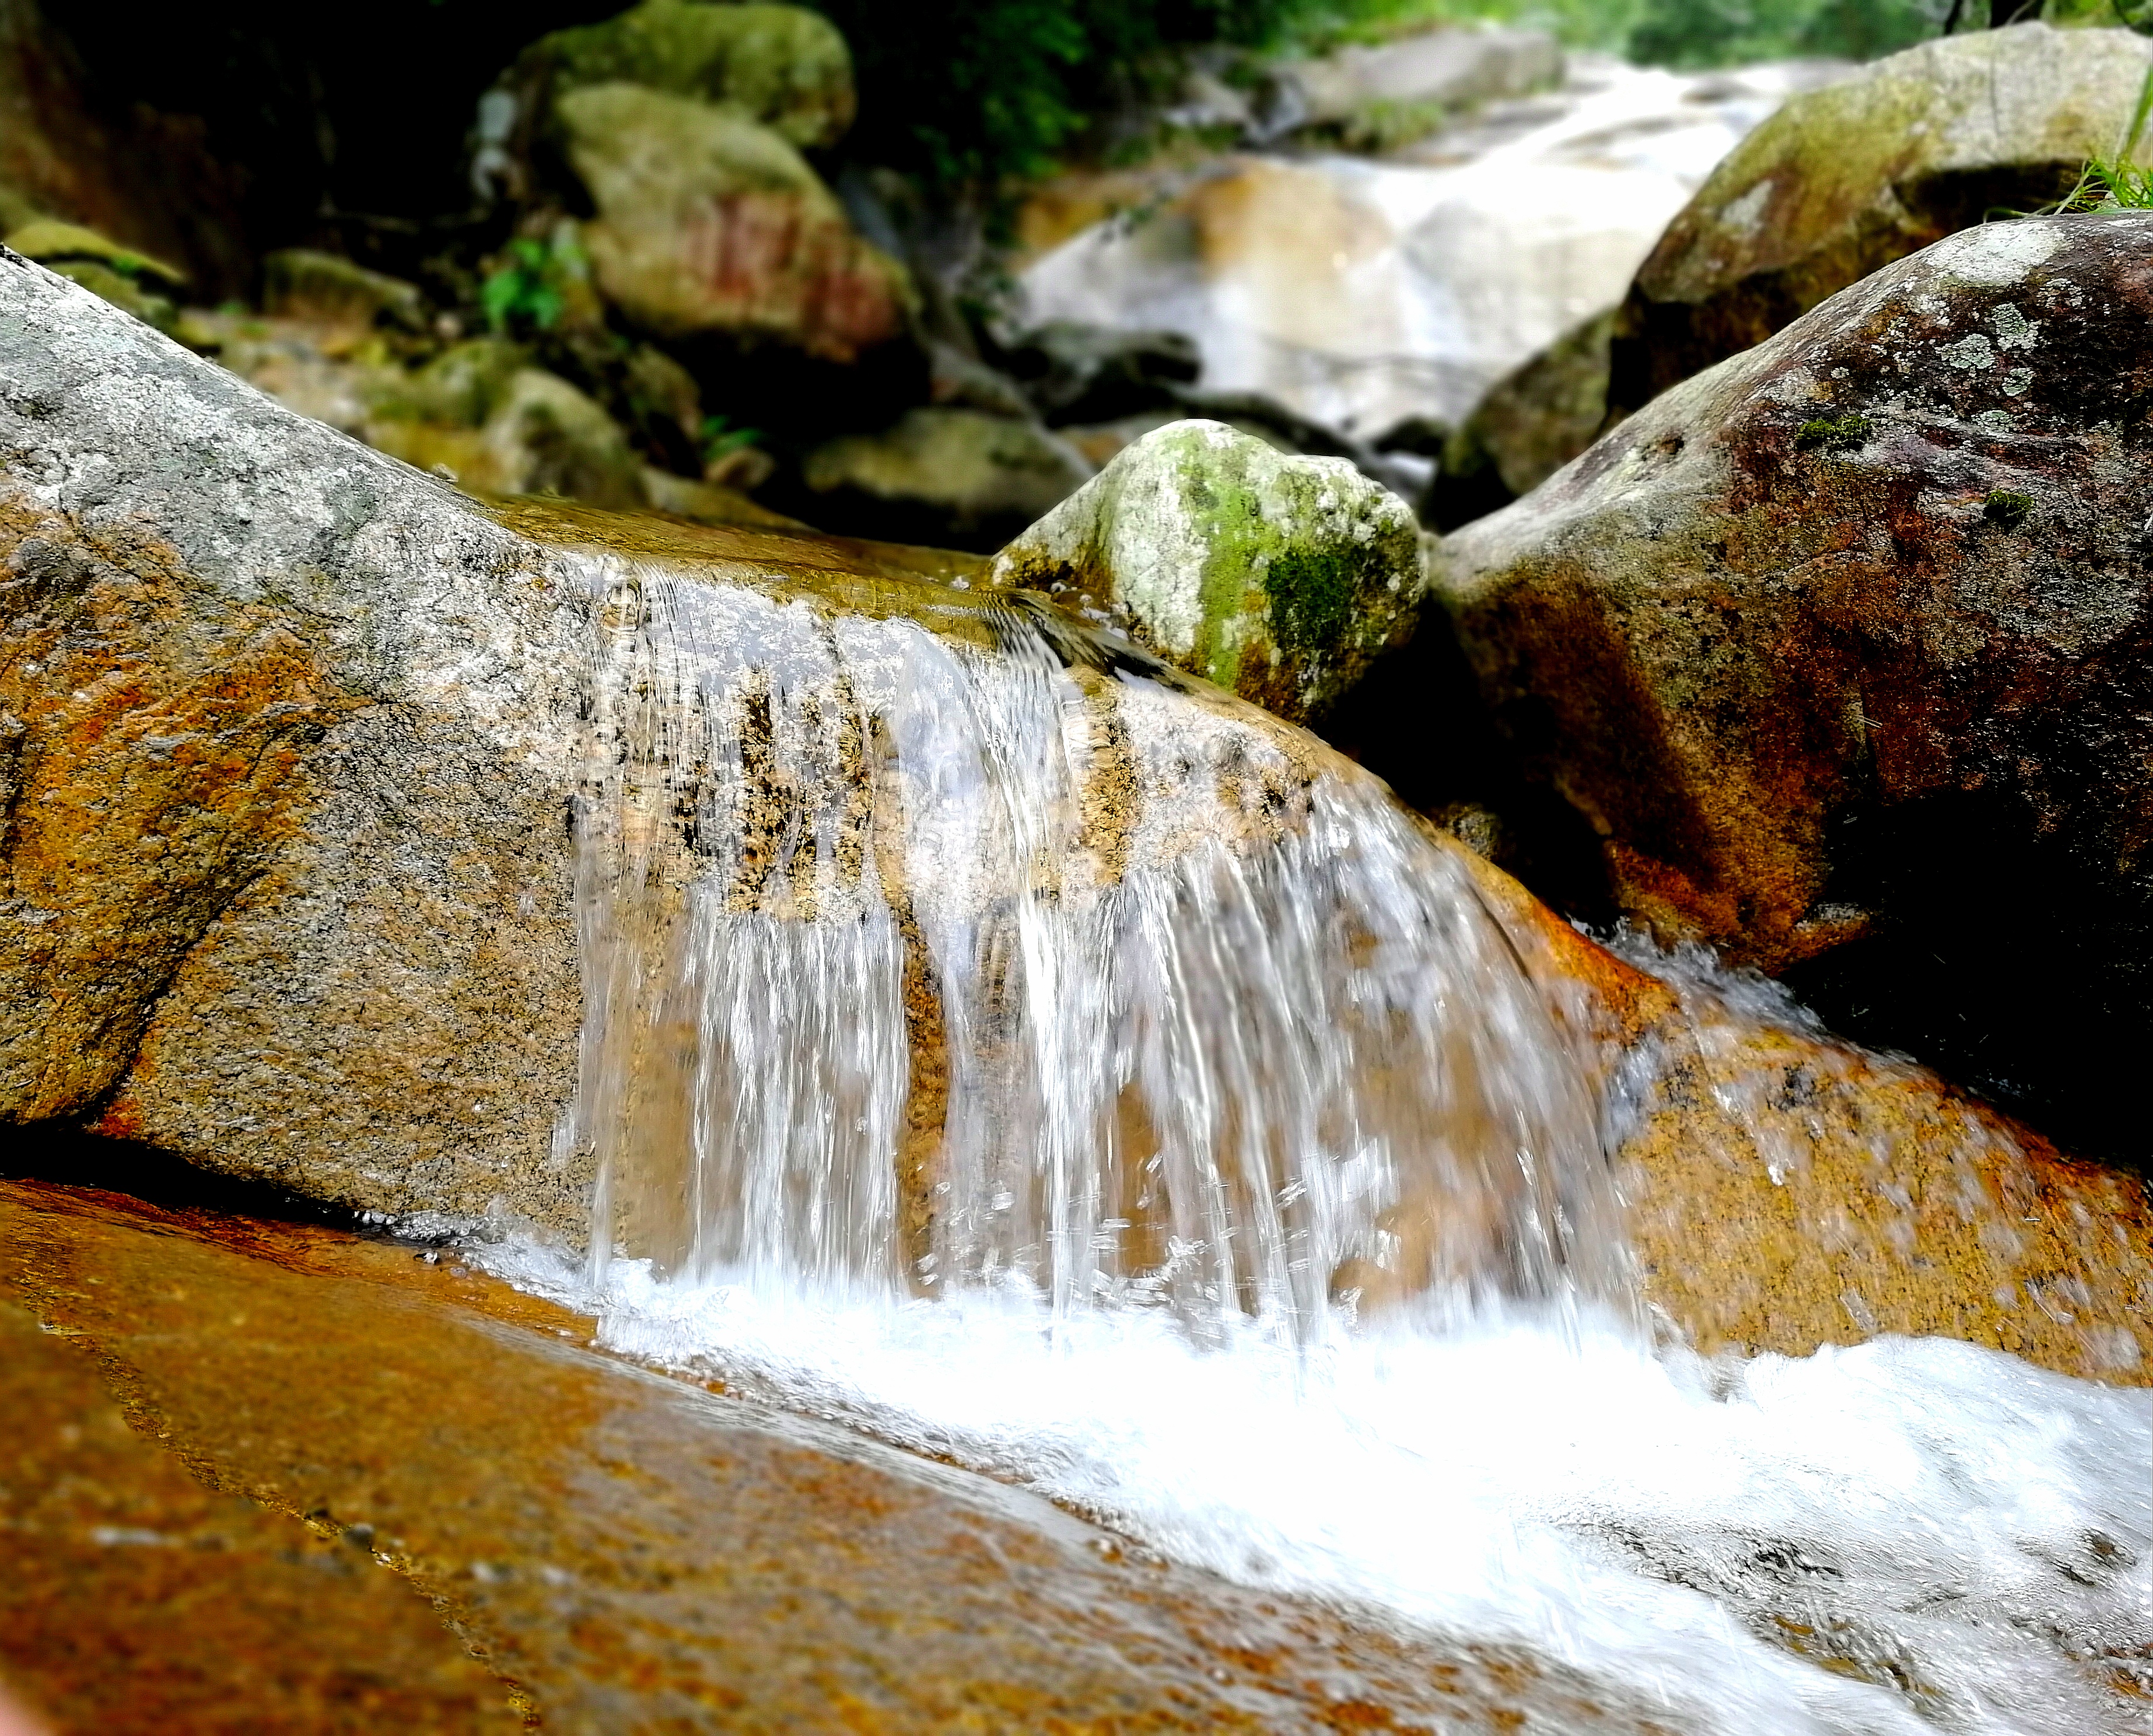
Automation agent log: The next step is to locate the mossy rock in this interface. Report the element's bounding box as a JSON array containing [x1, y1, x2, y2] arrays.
[[261, 250, 428, 333], [1608, 23, 2153, 419], [520, 0, 855, 149], [5, 219, 187, 289], [989, 420, 1424, 724]]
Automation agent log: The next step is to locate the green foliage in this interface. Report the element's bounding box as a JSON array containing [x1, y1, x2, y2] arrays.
[[1627, 0, 1948, 69], [1983, 488, 2034, 528], [2054, 64, 2153, 210], [701, 415, 765, 464], [807, 1, 1352, 189], [480, 236, 584, 335]]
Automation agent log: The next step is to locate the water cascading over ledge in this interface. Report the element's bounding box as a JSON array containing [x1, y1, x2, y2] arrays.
[[556, 522, 1630, 1339]]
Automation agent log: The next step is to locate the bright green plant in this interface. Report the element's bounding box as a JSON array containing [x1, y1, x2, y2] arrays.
[[481, 235, 586, 335], [2054, 64, 2153, 210], [701, 415, 765, 466]]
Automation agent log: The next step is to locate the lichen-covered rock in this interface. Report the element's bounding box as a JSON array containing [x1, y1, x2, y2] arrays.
[[1439, 212, 2153, 1154], [990, 421, 1423, 724], [803, 407, 1093, 548], [5, 218, 184, 334], [1607, 23, 2153, 419], [556, 82, 912, 362], [513, 0, 856, 149]]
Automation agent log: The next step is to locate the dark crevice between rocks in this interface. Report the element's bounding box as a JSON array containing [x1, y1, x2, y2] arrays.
[[1784, 790, 2153, 1178], [0, 1121, 369, 1231], [1322, 610, 1619, 928]]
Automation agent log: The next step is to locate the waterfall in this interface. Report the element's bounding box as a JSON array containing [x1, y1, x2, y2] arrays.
[[561, 554, 1628, 1338], [482, 553, 2153, 1736]]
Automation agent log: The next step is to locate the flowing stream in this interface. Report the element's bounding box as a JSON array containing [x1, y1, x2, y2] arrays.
[[492, 555, 2150, 1735]]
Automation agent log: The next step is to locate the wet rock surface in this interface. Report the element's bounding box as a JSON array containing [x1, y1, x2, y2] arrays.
[[1438, 211, 2153, 1158], [0, 1174, 1700, 1735], [0, 254, 1332, 1236], [1457, 853, 2153, 1387], [1608, 23, 2153, 421]]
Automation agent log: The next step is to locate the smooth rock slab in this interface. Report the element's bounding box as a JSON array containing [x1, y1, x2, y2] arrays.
[[0, 1176, 1694, 1735]]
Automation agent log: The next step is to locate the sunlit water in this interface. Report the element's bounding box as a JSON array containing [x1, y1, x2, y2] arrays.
[[485, 554, 2150, 1734]]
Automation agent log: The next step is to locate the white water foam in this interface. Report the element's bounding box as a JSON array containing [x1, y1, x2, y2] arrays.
[[481, 1242, 2152, 1736]]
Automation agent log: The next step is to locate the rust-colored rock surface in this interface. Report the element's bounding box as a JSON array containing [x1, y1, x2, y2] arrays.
[[0, 1176, 1692, 1734], [1457, 846, 2153, 1386], [1440, 211, 2153, 1149], [1605, 23, 2153, 422], [0, 252, 1308, 1242]]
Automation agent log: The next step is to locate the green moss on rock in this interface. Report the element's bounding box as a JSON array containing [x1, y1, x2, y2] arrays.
[[523, 0, 856, 149], [989, 420, 1424, 724]]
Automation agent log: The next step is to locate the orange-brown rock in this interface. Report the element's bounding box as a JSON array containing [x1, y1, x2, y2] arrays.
[[1459, 845, 2153, 1386], [0, 251, 1324, 1244], [0, 1175, 1695, 1734], [1440, 211, 2153, 1154]]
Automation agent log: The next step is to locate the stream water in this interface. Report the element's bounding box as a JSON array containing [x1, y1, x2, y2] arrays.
[[491, 556, 2150, 1734]]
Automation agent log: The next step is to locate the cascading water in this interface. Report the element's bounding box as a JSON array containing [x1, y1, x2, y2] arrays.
[[563, 552, 1627, 1337], [495, 552, 2151, 1736]]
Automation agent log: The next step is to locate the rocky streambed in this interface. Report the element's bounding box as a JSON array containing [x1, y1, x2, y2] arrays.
[[6, 9, 2153, 1732]]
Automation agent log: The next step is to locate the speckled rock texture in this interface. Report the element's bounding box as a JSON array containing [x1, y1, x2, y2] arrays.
[[1444, 214, 2153, 957], [1607, 23, 2153, 421], [0, 251, 602, 1237], [989, 420, 1426, 725]]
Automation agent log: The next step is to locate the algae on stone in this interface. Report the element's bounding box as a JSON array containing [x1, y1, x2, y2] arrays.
[[519, 0, 856, 149], [990, 420, 1424, 724]]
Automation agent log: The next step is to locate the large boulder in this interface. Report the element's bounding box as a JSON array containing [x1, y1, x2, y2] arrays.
[[556, 81, 913, 362], [1438, 211, 2153, 1157], [1607, 23, 2153, 421], [507, 0, 856, 149], [0, 250, 1312, 1243], [9, 243, 2151, 1391], [989, 421, 1424, 724]]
